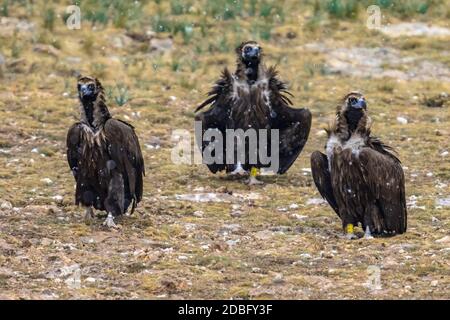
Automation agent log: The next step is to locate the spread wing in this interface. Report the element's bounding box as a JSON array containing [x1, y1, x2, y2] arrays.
[[104, 119, 145, 209], [310, 151, 340, 216], [267, 67, 312, 174], [195, 68, 233, 113], [359, 148, 407, 234], [66, 122, 83, 180], [195, 68, 233, 173]]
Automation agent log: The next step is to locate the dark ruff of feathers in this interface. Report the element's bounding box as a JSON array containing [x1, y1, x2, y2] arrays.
[[67, 76, 145, 216], [311, 92, 407, 236], [195, 41, 311, 174]]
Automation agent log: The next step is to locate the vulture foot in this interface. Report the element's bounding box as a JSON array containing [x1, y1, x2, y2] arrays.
[[103, 213, 118, 229], [247, 176, 264, 185], [364, 226, 374, 239], [230, 162, 247, 176], [246, 167, 263, 185]]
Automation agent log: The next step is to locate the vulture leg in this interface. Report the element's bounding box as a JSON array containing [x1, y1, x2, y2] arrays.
[[345, 223, 357, 240], [246, 167, 263, 185], [277, 108, 312, 174], [310, 151, 340, 216], [84, 207, 94, 225], [230, 162, 247, 175], [103, 172, 124, 229]]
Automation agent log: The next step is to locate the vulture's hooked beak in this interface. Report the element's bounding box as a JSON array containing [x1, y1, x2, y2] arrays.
[[350, 97, 367, 110], [79, 84, 95, 99], [243, 46, 260, 61]]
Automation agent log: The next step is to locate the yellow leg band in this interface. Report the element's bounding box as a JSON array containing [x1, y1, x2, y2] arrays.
[[250, 167, 259, 177], [346, 224, 354, 234]]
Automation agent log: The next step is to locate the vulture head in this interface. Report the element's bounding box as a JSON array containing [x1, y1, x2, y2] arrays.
[[237, 41, 262, 67], [340, 91, 367, 132], [77, 76, 109, 128], [236, 41, 262, 83], [77, 76, 103, 103]]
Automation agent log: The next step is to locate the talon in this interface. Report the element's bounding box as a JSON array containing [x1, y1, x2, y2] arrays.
[[364, 226, 374, 239], [230, 162, 247, 176], [103, 213, 118, 229], [246, 167, 263, 185]]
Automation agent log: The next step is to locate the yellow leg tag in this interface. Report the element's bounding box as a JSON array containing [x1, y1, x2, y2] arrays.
[[250, 167, 259, 177], [346, 224, 354, 234]]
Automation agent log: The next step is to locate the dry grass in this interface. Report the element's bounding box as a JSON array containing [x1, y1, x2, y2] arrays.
[[0, 0, 449, 299]]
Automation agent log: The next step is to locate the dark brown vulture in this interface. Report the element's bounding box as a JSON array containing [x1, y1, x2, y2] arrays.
[[311, 92, 407, 239], [66, 76, 145, 228], [195, 41, 311, 184]]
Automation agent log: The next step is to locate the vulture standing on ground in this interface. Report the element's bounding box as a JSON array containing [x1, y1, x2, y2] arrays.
[[66, 76, 145, 228], [311, 92, 407, 239], [195, 41, 312, 184]]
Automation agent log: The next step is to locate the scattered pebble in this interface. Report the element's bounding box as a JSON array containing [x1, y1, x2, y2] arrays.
[[1, 201, 12, 210], [40, 178, 53, 185], [396, 116, 408, 124]]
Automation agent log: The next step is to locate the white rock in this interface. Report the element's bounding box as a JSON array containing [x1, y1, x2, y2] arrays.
[[441, 151, 449, 157], [193, 210, 204, 217], [52, 195, 63, 202], [306, 198, 326, 205], [226, 239, 240, 247], [436, 236, 450, 244], [290, 214, 307, 221], [273, 273, 284, 284], [396, 116, 408, 124], [41, 178, 53, 185], [1, 201, 12, 210]]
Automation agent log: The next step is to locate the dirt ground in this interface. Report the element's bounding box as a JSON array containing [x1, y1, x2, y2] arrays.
[[0, 1, 449, 299]]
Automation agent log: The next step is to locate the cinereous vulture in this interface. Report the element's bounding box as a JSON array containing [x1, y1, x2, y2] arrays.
[[195, 41, 311, 184], [66, 76, 145, 228], [311, 92, 407, 239]]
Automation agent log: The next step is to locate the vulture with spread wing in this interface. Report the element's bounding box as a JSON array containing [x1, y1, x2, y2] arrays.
[[66, 76, 145, 228], [195, 41, 311, 184], [311, 92, 407, 239]]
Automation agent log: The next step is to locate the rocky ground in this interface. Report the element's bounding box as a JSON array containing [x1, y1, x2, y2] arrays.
[[0, 1, 449, 299]]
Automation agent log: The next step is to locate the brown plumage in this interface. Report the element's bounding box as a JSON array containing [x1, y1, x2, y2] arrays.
[[66, 76, 145, 227], [195, 41, 311, 181], [311, 92, 407, 238]]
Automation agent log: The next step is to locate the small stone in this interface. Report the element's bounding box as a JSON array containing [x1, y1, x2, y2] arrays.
[[273, 273, 284, 284], [431, 280, 438, 287], [41, 178, 53, 185], [396, 116, 408, 124], [52, 195, 63, 202], [290, 214, 307, 221], [41, 238, 53, 246], [1, 201, 12, 210], [436, 236, 450, 244], [193, 210, 204, 218], [289, 203, 299, 209]]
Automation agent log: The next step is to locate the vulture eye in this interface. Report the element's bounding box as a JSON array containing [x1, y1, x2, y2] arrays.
[[244, 46, 252, 53], [349, 97, 358, 105], [88, 84, 95, 90]]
